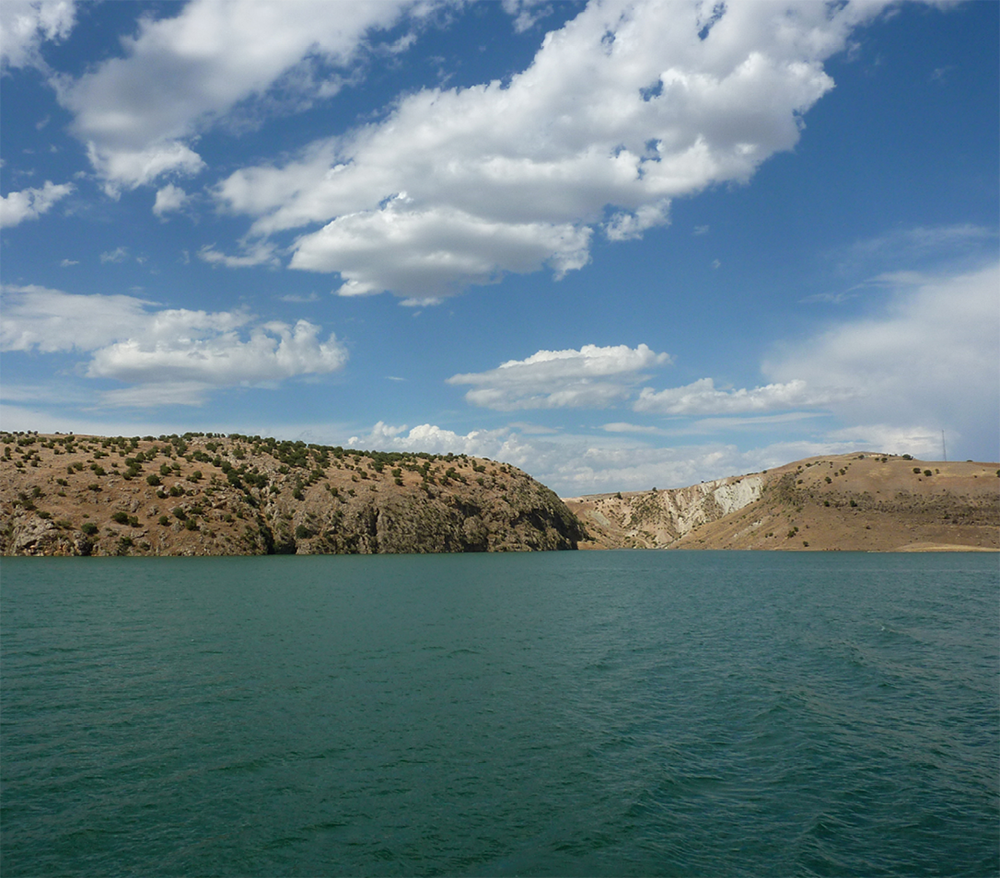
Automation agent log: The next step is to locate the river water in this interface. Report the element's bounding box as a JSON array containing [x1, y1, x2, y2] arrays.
[[2, 551, 997, 876]]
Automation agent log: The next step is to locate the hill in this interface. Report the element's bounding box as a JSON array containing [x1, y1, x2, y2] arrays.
[[0, 432, 583, 556], [564, 453, 999, 552]]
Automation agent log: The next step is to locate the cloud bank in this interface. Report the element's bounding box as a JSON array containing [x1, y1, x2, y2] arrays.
[[763, 261, 1000, 455], [210, 0, 896, 299], [0, 285, 347, 405]]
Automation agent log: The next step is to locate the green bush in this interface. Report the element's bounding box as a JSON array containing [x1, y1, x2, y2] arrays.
[[146, 474, 161, 486], [111, 511, 129, 524], [81, 522, 99, 536]]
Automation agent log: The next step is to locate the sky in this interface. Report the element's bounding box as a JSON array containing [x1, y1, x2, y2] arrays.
[[1, 0, 997, 496]]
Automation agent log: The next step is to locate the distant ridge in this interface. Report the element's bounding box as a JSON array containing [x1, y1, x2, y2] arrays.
[[0, 431, 583, 556], [564, 453, 999, 552]]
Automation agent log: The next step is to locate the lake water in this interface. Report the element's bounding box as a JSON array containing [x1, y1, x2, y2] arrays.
[[2, 551, 997, 877]]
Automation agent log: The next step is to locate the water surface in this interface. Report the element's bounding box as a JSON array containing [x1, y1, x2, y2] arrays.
[[2, 552, 997, 876]]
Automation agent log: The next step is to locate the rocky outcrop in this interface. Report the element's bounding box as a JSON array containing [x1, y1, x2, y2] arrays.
[[0, 432, 584, 556], [563, 474, 764, 549]]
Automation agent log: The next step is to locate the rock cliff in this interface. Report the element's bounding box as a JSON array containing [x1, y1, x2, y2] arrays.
[[0, 432, 584, 556]]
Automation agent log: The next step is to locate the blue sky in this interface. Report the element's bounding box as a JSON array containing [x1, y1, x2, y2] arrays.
[[1, 0, 997, 495]]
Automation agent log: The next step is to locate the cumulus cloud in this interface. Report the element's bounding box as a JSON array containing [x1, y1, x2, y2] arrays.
[[634, 377, 845, 415], [87, 318, 346, 386], [0, 180, 73, 227], [152, 183, 190, 217], [56, 0, 429, 193], [763, 262, 1000, 458], [0, 285, 347, 405], [448, 343, 671, 410], [0, 0, 76, 69], [215, 0, 896, 298]]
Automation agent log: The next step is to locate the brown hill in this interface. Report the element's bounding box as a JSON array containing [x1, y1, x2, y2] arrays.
[[564, 453, 999, 552], [0, 431, 583, 556]]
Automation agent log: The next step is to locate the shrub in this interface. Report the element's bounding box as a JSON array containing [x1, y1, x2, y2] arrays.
[[146, 474, 161, 486], [158, 515, 170, 526], [81, 522, 99, 536], [923, 470, 933, 477], [111, 511, 129, 524]]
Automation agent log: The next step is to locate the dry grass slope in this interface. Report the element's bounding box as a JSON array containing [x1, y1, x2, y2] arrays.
[[0, 431, 584, 557], [564, 453, 999, 552]]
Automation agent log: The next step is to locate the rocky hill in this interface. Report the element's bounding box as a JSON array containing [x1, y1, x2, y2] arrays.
[[564, 453, 999, 552], [0, 432, 584, 556]]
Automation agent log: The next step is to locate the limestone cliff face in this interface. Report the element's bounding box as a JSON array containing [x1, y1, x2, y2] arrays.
[[0, 432, 584, 556], [563, 474, 763, 549]]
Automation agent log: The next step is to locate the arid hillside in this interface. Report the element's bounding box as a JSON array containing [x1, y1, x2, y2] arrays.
[[0, 432, 584, 556], [564, 453, 999, 552]]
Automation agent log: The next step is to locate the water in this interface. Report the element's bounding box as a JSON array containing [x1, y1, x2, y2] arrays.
[[2, 551, 997, 877]]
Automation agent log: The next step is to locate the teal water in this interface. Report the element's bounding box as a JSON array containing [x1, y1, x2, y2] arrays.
[[2, 552, 997, 877]]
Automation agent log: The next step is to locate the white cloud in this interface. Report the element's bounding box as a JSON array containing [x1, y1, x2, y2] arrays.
[[825, 424, 945, 460], [100, 246, 130, 264], [86, 142, 206, 198], [345, 419, 876, 495], [448, 343, 671, 410], [763, 262, 1000, 458], [199, 241, 279, 268], [1, 284, 161, 352], [634, 377, 845, 415], [290, 202, 592, 298], [87, 318, 347, 386], [501, 0, 553, 33], [0, 285, 348, 405], [152, 183, 190, 217], [99, 382, 219, 408], [842, 223, 998, 266], [0, 180, 73, 227], [57, 0, 430, 192], [216, 0, 896, 298], [0, 0, 76, 69]]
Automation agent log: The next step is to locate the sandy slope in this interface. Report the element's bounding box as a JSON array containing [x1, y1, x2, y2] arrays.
[[564, 453, 999, 552]]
